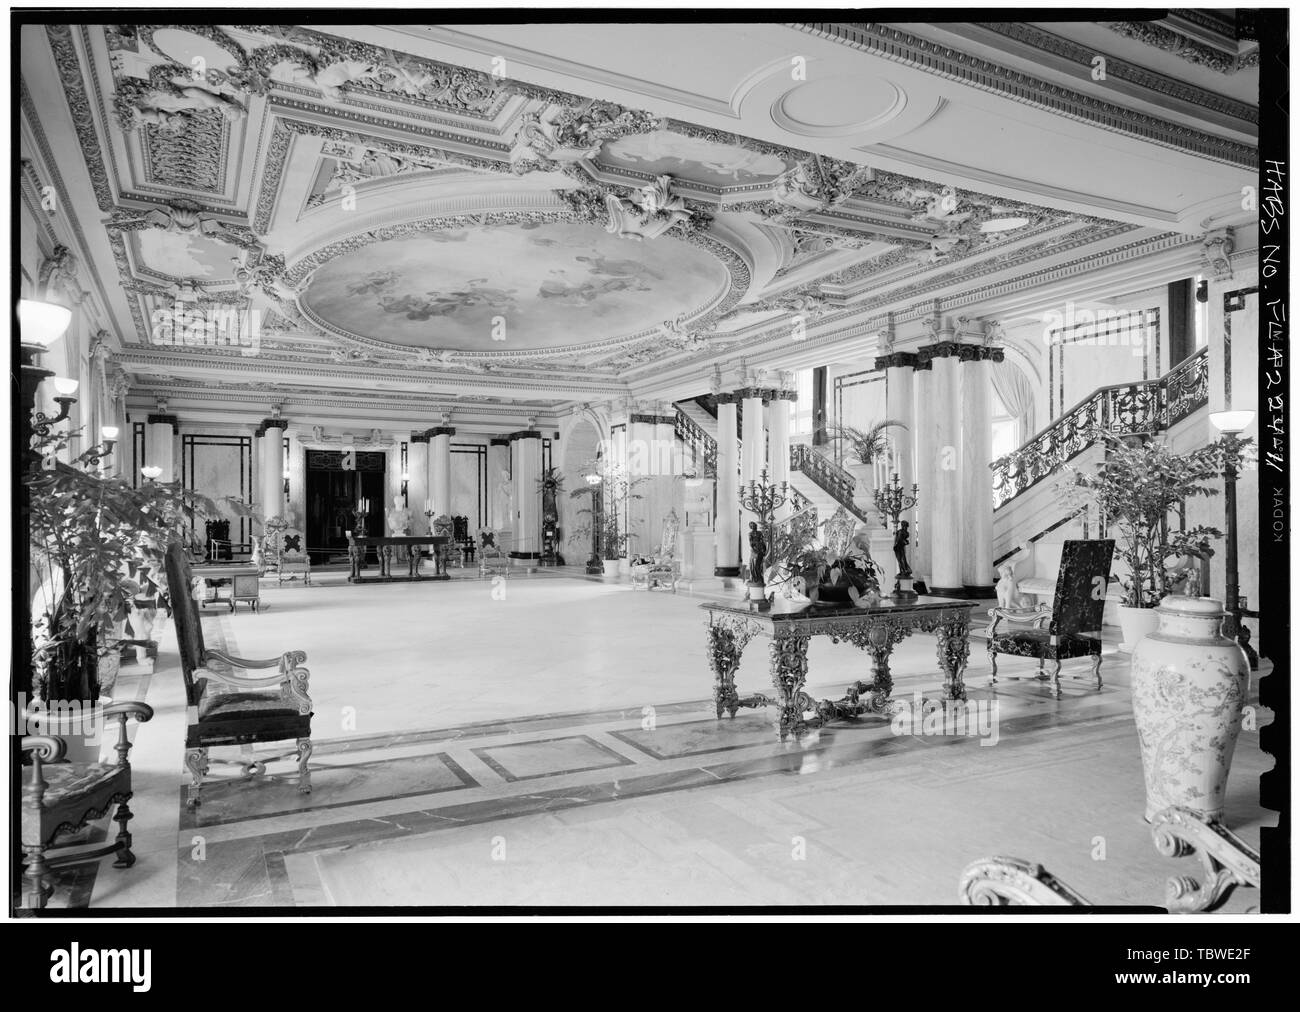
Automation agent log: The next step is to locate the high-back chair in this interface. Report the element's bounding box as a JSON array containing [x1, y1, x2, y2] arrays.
[[986, 539, 1115, 697], [630, 510, 681, 592], [164, 543, 314, 808], [268, 525, 312, 585]]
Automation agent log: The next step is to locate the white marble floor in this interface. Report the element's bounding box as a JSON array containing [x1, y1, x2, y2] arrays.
[[48, 569, 1271, 911]]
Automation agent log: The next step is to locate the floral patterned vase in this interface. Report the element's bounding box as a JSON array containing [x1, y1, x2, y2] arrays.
[[1130, 595, 1250, 823]]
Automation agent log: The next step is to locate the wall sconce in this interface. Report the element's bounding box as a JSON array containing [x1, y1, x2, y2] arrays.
[[101, 425, 119, 454], [17, 299, 72, 364], [32, 376, 79, 439], [141, 465, 163, 482]]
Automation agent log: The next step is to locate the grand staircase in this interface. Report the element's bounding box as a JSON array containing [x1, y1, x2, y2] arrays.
[[991, 346, 1211, 572]]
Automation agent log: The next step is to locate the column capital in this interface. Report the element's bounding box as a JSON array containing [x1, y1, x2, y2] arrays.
[[715, 392, 741, 405], [424, 426, 457, 438], [507, 429, 542, 441], [915, 341, 964, 364], [410, 432, 430, 444], [146, 413, 179, 429], [958, 345, 1005, 364], [875, 351, 919, 370], [255, 418, 288, 436], [489, 436, 511, 447], [769, 388, 798, 402], [736, 386, 777, 403]]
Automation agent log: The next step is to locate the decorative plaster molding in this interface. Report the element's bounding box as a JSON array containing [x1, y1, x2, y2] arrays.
[[792, 22, 1257, 168], [1201, 228, 1235, 280]]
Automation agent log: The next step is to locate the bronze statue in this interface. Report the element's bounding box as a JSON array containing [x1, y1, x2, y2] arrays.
[[748, 521, 767, 584], [893, 521, 912, 578]]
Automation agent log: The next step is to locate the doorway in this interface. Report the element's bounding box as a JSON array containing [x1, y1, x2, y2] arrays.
[[305, 449, 387, 564]]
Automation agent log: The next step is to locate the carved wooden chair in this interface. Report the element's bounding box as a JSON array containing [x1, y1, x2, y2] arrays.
[[20, 701, 154, 909], [164, 543, 313, 808], [266, 525, 311, 586], [960, 807, 1260, 912], [478, 527, 510, 579], [986, 539, 1115, 697], [630, 510, 681, 592]]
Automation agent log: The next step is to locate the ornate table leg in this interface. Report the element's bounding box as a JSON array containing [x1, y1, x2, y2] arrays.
[[936, 617, 971, 701], [348, 543, 362, 581], [707, 623, 744, 719], [380, 544, 392, 578], [769, 633, 811, 741]]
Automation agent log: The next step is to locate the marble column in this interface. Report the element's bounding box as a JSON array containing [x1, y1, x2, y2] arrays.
[[961, 346, 1002, 592], [714, 393, 740, 577], [881, 355, 916, 505], [489, 437, 511, 533], [911, 361, 934, 587], [407, 434, 429, 533], [145, 412, 177, 482], [426, 426, 454, 517], [258, 418, 287, 525], [740, 387, 767, 487], [510, 429, 542, 561], [919, 340, 963, 595], [768, 385, 795, 516]]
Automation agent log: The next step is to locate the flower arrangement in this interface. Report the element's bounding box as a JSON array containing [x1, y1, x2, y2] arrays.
[[765, 506, 883, 607]]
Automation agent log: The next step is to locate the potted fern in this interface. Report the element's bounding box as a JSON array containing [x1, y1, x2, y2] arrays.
[[568, 457, 645, 577], [1059, 429, 1230, 649]]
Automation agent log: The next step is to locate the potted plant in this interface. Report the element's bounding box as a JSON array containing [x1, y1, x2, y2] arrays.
[[26, 429, 218, 758], [568, 457, 645, 578], [828, 419, 907, 502], [1059, 429, 1229, 649], [766, 506, 883, 609]]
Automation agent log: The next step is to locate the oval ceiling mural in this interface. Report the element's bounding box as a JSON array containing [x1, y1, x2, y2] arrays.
[[302, 221, 730, 351]]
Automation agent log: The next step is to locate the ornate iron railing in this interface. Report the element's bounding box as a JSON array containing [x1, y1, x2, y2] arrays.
[[990, 347, 1209, 510], [674, 407, 717, 478], [790, 443, 868, 520]]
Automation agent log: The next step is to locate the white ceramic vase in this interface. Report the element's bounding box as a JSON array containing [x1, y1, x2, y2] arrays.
[[1130, 596, 1250, 823], [1117, 604, 1159, 652]]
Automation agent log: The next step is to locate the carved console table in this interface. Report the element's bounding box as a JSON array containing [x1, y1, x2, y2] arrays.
[[701, 598, 978, 741], [347, 535, 451, 583]]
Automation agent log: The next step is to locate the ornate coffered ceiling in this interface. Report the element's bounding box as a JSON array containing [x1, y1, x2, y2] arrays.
[[21, 18, 1257, 426]]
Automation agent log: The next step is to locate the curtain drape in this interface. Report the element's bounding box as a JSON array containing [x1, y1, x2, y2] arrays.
[[991, 359, 1037, 446]]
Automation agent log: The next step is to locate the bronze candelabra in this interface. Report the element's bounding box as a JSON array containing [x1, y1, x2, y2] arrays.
[[873, 472, 919, 530]]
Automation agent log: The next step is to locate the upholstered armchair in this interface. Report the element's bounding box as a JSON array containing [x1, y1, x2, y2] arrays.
[[478, 527, 509, 578], [630, 510, 681, 592], [164, 543, 313, 808], [266, 525, 311, 586], [987, 539, 1115, 697], [20, 700, 155, 909]]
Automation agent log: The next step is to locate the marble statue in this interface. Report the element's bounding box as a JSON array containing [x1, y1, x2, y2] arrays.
[[996, 561, 1033, 611], [387, 495, 412, 562]]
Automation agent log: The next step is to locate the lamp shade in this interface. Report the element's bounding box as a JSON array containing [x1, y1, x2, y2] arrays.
[[17, 299, 72, 347], [52, 376, 79, 396], [101, 425, 119, 440], [140, 465, 163, 480], [585, 472, 602, 485], [1209, 410, 1255, 435]]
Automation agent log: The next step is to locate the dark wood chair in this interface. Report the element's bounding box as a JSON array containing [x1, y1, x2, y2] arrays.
[[20, 701, 154, 909], [164, 542, 313, 809], [986, 539, 1115, 697]]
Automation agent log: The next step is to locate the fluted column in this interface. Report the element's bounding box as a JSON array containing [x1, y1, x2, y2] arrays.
[[961, 345, 1002, 592], [714, 394, 740, 577], [146, 413, 178, 483], [918, 339, 963, 595], [911, 361, 934, 587], [426, 426, 454, 517], [879, 354, 916, 506], [510, 429, 542, 561], [768, 385, 795, 516], [257, 418, 287, 524], [408, 434, 429, 532]]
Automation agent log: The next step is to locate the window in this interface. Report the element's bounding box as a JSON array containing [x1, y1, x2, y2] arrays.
[[791, 368, 814, 436], [991, 389, 1018, 460]]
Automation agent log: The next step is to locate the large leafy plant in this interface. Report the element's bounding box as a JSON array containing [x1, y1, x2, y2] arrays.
[[27, 429, 221, 701], [828, 419, 908, 466], [567, 458, 646, 560], [766, 506, 882, 602], [1059, 429, 1235, 608]]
